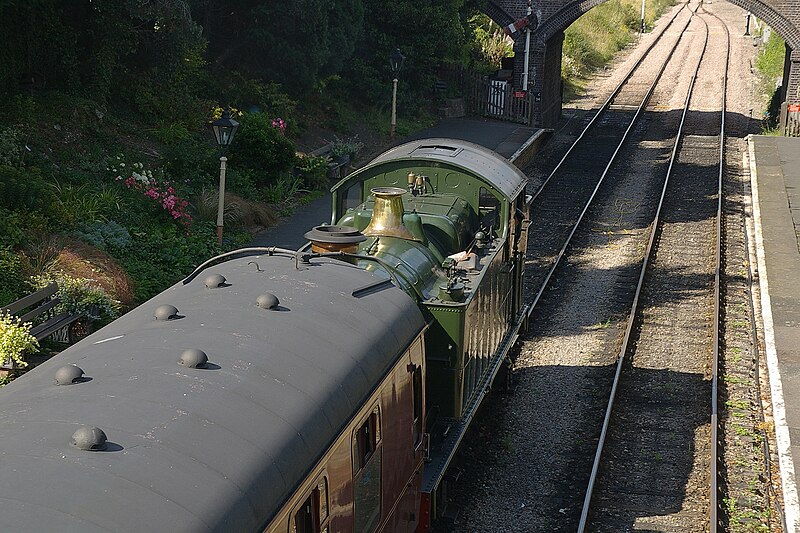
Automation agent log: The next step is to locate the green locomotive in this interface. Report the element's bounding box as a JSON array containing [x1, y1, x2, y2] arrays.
[[307, 138, 532, 528]]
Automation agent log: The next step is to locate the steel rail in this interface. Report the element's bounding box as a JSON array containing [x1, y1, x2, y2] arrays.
[[528, 1, 690, 206], [705, 5, 728, 531], [576, 10, 712, 532], [527, 4, 699, 319]]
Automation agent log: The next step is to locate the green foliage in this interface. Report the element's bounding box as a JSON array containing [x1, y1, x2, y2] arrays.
[[0, 247, 26, 306], [346, 0, 472, 102], [756, 32, 786, 81], [197, 0, 364, 95], [0, 1, 204, 103], [227, 112, 296, 188], [73, 220, 132, 251], [0, 125, 24, 166], [468, 14, 513, 69], [117, 222, 220, 302], [562, 0, 674, 99], [756, 32, 786, 131], [0, 314, 38, 369], [0, 165, 54, 212], [51, 181, 126, 228], [330, 135, 364, 158], [262, 174, 307, 215], [30, 273, 120, 324], [214, 74, 299, 133], [0, 208, 28, 248], [296, 154, 331, 191]]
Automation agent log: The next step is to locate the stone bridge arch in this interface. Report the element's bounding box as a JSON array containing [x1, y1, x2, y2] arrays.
[[487, 0, 800, 128]]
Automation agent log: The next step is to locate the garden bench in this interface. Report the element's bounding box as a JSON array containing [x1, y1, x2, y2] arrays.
[[310, 142, 350, 181], [0, 282, 84, 369]]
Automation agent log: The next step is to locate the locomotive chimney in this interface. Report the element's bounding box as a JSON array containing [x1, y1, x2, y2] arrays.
[[303, 225, 366, 254], [363, 187, 415, 241]]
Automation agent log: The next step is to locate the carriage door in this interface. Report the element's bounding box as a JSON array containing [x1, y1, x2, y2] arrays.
[[352, 405, 382, 533]]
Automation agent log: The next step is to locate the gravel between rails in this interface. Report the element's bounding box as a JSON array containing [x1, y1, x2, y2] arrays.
[[444, 2, 773, 532]]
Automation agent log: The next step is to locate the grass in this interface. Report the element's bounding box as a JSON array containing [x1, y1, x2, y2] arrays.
[[754, 30, 786, 132], [562, 0, 677, 100]]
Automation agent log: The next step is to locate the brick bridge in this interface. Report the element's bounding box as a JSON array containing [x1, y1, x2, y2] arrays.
[[483, 0, 800, 128]]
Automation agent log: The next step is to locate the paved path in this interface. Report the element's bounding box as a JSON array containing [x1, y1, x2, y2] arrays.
[[249, 117, 542, 250], [748, 135, 800, 531]]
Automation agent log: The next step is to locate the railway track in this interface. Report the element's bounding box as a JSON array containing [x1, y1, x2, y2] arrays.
[[574, 7, 729, 531], [524, 2, 695, 309], [446, 2, 771, 530]]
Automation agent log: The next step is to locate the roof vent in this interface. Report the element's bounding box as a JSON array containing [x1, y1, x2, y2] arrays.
[[178, 349, 208, 369], [71, 426, 108, 451], [256, 293, 280, 310], [54, 365, 85, 385], [205, 274, 226, 288], [154, 304, 179, 321]]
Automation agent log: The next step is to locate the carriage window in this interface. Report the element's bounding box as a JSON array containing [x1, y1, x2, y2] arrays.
[[479, 187, 500, 231], [352, 405, 381, 475], [412, 365, 423, 447], [291, 477, 329, 533]]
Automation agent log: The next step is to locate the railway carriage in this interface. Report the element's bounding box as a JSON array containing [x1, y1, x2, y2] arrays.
[[0, 138, 530, 532]]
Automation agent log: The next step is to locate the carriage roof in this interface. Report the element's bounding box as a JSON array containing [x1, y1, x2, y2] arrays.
[[0, 252, 425, 532]]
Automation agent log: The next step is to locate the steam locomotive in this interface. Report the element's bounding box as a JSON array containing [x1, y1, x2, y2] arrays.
[[0, 138, 530, 532]]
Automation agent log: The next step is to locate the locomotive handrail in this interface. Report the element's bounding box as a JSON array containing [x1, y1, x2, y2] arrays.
[[301, 251, 427, 301], [183, 247, 298, 284]]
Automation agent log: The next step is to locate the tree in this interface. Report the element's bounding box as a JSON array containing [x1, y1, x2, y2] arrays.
[[345, 0, 473, 103], [193, 0, 364, 95]]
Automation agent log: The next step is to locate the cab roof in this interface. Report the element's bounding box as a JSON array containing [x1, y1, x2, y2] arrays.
[[333, 138, 528, 202]]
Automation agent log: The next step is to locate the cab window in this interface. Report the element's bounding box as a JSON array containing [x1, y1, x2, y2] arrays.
[[291, 477, 329, 533], [479, 187, 500, 232]]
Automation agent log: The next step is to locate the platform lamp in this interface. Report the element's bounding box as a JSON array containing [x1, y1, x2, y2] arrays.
[[211, 108, 239, 246], [389, 48, 406, 138]]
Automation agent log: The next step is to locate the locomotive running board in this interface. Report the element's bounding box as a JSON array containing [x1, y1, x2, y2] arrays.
[[421, 304, 529, 498]]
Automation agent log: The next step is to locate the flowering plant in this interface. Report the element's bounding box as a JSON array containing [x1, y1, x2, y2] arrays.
[[209, 105, 243, 122], [30, 274, 121, 324], [0, 314, 38, 369], [109, 156, 192, 226], [271, 118, 286, 135]]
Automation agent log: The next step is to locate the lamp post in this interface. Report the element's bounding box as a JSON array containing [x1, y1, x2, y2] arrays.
[[211, 108, 239, 246], [389, 47, 405, 138]]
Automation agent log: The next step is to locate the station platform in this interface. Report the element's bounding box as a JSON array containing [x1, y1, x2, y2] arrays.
[[249, 118, 547, 250], [748, 135, 800, 531]]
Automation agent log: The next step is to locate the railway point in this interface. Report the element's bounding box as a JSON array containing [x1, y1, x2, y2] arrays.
[[249, 117, 547, 250], [748, 135, 800, 531]]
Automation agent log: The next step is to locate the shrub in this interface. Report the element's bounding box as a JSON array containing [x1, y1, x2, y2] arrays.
[[51, 181, 126, 227], [116, 222, 220, 302], [227, 112, 296, 188], [0, 314, 38, 369], [0, 125, 24, 166], [296, 154, 331, 191], [0, 165, 54, 212], [0, 208, 28, 248], [30, 273, 120, 324], [0, 247, 26, 306], [73, 220, 132, 251]]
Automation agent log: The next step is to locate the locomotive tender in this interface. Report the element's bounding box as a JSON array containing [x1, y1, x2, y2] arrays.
[[0, 139, 530, 532]]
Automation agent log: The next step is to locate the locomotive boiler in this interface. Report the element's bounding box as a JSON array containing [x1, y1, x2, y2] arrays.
[[0, 138, 530, 533]]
